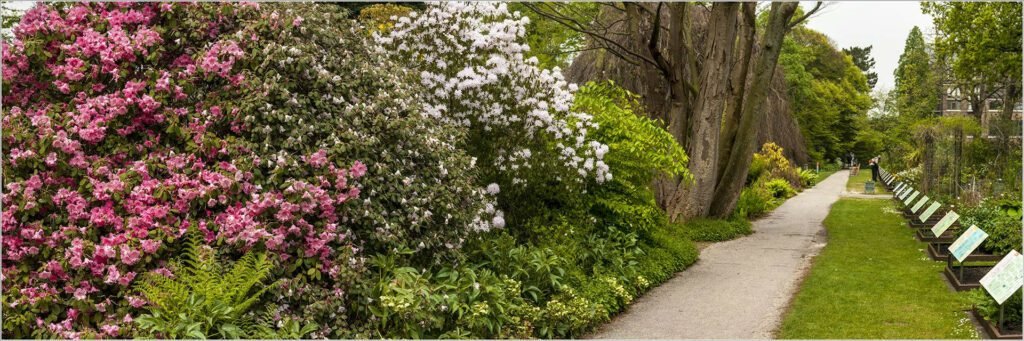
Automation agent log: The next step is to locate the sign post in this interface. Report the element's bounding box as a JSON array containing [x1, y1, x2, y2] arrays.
[[980, 250, 1024, 331]]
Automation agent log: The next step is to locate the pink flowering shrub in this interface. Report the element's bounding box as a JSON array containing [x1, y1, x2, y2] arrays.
[[4, 2, 496, 338], [1, 3, 374, 338]]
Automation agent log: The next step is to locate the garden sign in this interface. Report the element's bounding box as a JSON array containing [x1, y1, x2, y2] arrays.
[[930, 211, 959, 237], [910, 196, 929, 213], [919, 202, 942, 223], [980, 250, 1024, 304], [948, 225, 988, 263]]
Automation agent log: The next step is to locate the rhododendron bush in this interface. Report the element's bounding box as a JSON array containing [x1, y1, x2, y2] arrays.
[[2, 2, 489, 338], [2, 1, 699, 339], [378, 2, 611, 188]]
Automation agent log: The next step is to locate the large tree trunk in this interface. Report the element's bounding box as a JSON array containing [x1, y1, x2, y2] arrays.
[[675, 2, 740, 220], [709, 2, 799, 218], [718, 2, 756, 180]]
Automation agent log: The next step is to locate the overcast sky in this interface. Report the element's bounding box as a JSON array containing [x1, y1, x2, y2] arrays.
[[801, 1, 934, 91]]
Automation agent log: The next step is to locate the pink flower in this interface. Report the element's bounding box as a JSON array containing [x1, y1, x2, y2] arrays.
[[140, 239, 161, 254], [305, 149, 328, 168], [119, 245, 141, 265], [44, 152, 57, 166], [153, 267, 173, 278], [292, 16, 303, 27], [199, 40, 244, 78], [53, 80, 70, 94], [118, 271, 136, 286], [138, 95, 161, 114], [127, 296, 146, 308], [350, 160, 367, 178], [100, 324, 119, 337], [104, 265, 121, 284]]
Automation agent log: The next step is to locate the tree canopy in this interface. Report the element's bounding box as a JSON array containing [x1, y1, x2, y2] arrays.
[[779, 26, 872, 162]]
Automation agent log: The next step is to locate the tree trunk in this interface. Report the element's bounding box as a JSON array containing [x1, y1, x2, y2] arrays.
[[709, 2, 799, 218], [997, 83, 1019, 139], [675, 2, 740, 220], [718, 2, 756, 180], [921, 131, 935, 194]]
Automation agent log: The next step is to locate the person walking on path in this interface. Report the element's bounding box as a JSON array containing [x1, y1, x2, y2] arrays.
[[870, 157, 879, 182]]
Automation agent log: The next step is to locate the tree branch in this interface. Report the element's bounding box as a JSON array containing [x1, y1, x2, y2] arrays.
[[787, 2, 823, 29]]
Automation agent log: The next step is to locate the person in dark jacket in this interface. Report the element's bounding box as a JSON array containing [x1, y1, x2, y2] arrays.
[[870, 157, 880, 182]]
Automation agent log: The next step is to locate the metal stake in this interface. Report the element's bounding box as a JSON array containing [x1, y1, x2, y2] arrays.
[[998, 302, 1005, 332], [958, 259, 964, 282]]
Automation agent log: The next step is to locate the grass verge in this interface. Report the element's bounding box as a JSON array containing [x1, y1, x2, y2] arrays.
[[814, 168, 838, 185], [845, 169, 890, 194], [777, 198, 978, 339]]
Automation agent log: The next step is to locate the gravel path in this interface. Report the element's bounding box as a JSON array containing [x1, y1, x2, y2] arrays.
[[588, 170, 850, 339]]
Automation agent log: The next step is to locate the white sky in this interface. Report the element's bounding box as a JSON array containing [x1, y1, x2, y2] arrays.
[[801, 1, 934, 91]]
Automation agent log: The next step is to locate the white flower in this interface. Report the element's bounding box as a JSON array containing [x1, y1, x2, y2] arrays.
[[491, 216, 505, 229], [486, 183, 500, 195]]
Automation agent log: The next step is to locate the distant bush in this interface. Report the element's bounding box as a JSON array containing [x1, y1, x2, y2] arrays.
[[797, 168, 818, 187], [765, 178, 798, 199], [754, 142, 801, 188]]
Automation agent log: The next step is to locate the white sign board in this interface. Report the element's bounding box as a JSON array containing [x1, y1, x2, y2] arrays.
[[931, 211, 959, 237], [911, 196, 929, 213], [980, 250, 1024, 304], [920, 202, 942, 223], [903, 191, 920, 205], [948, 225, 988, 263]]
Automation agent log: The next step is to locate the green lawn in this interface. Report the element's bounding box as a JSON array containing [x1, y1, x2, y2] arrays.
[[777, 199, 979, 339], [845, 169, 891, 194]]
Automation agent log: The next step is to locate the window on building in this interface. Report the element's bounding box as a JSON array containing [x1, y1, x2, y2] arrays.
[[990, 99, 1004, 111], [947, 100, 960, 111]]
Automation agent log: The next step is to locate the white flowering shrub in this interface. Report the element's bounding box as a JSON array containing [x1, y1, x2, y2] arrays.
[[377, 2, 610, 187]]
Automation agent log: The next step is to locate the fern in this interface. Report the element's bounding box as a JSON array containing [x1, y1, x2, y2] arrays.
[[134, 236, 278, 339]]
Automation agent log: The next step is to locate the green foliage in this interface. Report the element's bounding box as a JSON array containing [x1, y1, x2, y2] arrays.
[[960, 200, 1023, 256], [968, 289, 1022, 328], [752, 142, 801, 188], [797, 168, 818, 187], [842, 46, 878, 89], [679, 218, 754, 242], [356, 255, 538, 339], [735, 186, 777, 220], [765, 178, 797, 199], [335, 79, 698, 339], [923, 2, 1022, 103], [894, 26, 939, 121], [134, 239, 279, 339], [356, 4, 414, 33], [747, 154, 769, 186], [251, 318, 320, 340], [510, 3, 597, 70], [579, 81, 691, 186], [780, 27, 873, 162]]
